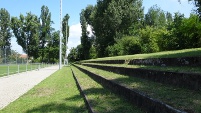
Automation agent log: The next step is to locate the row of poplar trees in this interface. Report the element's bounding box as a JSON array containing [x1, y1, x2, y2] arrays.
[[0, 5, 70, 63], [68, 0, 201, 62]]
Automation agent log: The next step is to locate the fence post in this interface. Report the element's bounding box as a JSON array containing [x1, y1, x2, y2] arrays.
[[7, 65, 9, 76], [38, 64, 40, 70], [31, 63, 32, 71], [18, 65, 19, 74], [26, 64, 27, 72]]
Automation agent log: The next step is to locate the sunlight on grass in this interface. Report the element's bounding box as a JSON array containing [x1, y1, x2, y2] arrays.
[[0, 67, 87, 113], [84, 48, 201, 61], [76, 64, 201, 113], [83, 63, 201, 74], [72, 66, 145, 113]]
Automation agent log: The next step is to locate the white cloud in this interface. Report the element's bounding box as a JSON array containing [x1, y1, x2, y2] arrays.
[[67, 23, 82, 54], [69, 23, 81, 39], [11, 37, 24, 54], [87, 25, 93, 37], [67, 23, 93, 54]]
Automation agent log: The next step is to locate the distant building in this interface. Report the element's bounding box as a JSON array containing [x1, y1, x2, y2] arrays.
[[19, 54, 28, 59]]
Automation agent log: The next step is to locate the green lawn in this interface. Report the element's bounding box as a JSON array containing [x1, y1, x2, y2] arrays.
[[0, 67, 87, 113], [84, 48, 201, 61], [71, 66, 145, 113], [83, 63, 201, 74], [76, 64, 201, 113]]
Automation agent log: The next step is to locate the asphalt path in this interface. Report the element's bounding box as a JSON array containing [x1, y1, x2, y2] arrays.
[[0, 65, 59, 110]]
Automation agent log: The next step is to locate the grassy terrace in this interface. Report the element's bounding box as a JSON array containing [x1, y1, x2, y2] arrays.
[[83, 48, 201, 61], [71, 66, 145, 113], [82, 63, 201, 74], [0, 67, 87, 113], [75, 64, 201, 113]]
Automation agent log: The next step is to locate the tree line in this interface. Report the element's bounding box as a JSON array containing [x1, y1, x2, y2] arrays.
[[68, 0, 201, 62], [0, 6, 69, 63]]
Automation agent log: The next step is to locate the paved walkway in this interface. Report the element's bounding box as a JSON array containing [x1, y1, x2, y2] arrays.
[[0, 65, 59, 110]]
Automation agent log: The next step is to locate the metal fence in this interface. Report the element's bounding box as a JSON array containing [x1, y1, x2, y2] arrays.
[[0, 47, 26, 64], [0, 63, 55, 77]]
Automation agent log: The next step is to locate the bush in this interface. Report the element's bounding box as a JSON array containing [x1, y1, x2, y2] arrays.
[[89, 46, 97, 59], [139, 26, 159, 53], [106, 36, 141, 57], [120, 36, 141, 55], [106, 43, 123, 57]]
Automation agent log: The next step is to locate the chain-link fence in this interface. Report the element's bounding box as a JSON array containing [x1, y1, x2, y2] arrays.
[[0, 48, 58, 77], [0, 63, 56, 77], [0, 47, 23, 64]]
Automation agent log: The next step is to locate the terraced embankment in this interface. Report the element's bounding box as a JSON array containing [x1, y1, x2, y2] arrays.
[[82, 63, 201, 91], [78, 49, 201, 113], [71, 66, 145, 113], [74, 64, 196, 113]]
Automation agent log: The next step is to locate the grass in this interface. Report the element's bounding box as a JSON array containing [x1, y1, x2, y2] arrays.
[[71, 66, 145, 113], [0, 67, 87, 113], [75, 64, 201, 113], [83, 63, 201, 74], [0, 64, 48, 77], [83, 48, 201, 61]]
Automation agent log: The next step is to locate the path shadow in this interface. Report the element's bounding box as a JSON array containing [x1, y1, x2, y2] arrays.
[[81, 87, 144, 113], [25, 94, 87, 113]]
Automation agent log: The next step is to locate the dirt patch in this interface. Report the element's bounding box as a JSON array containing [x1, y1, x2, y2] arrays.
[[33, 87, 55, 97]]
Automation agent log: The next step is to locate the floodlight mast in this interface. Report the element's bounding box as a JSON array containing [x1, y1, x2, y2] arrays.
[[59, 0, 62, 69]]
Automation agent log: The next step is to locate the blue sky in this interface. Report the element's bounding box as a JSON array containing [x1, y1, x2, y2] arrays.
[[0, 0, 194, 54]]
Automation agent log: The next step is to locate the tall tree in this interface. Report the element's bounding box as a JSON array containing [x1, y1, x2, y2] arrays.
[[62, 14, 70, 44], [39, 5, 52, 62], [144, 5, 166, 28], [11, 13, 40, 59], [91, 0, 144, 57], [80, 8, 92, 60], [0, 8, 12, 60], [62, 14, 70, 60], [166, 12, 173, 28], [46, 30, 60, 63]]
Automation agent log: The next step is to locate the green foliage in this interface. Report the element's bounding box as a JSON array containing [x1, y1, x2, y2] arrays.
[[80, 8, 91, 60], [62, 14, 70, 43], [121, 36, 141, 55], [106, 43, 123, 57], [89, 46, 97, 59], [39, 5, 52, 62], [90, 0, 144, 57], [139, 26, 159, 53], [0, 8, 12, 59], [178, 14, 201, 48], [106, 36, 141, 57], [78, 1, 201, 60], [11, 13, 40, 59], [10, 6, 58, 63], [62, 14, 70, 61], [46, 31, 60, 63], [144, 5, 166, 28], [0, 8, 12, 48], [68, 44, 85, 62]]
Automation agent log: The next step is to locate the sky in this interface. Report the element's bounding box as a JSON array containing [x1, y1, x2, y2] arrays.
[[0, 0, 195, 54]]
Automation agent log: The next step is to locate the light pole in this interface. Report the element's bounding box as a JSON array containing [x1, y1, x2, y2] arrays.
[[59, 0, 62, 69], [15, 50, 18, 64], [4, 47, 6, 64]]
